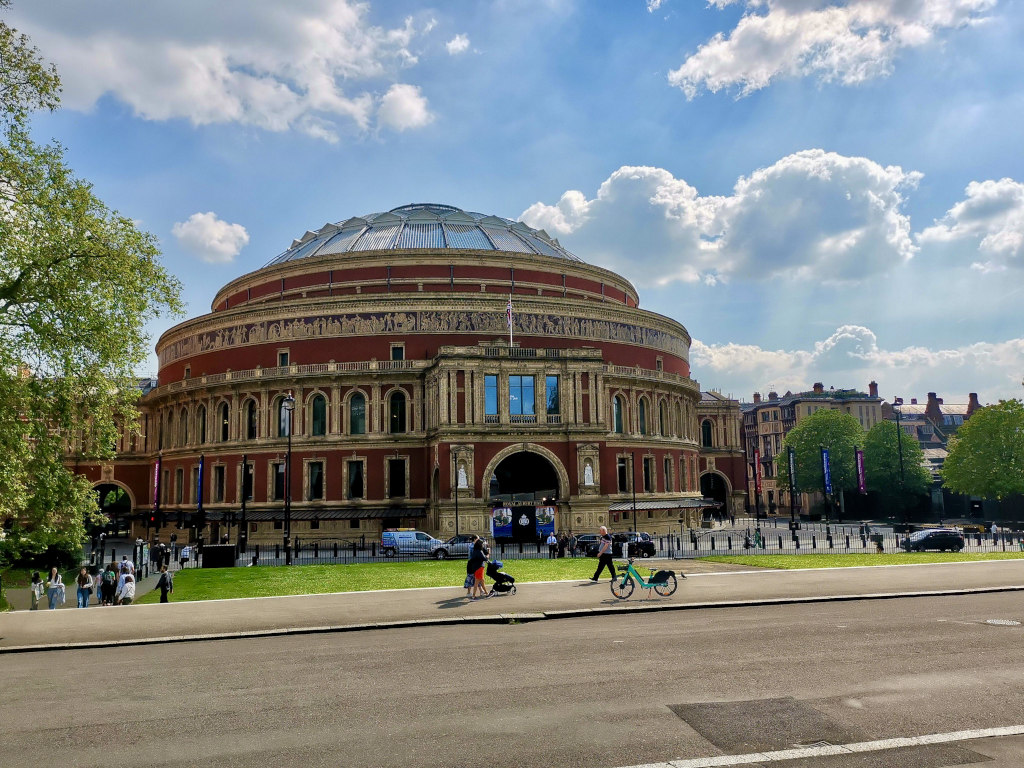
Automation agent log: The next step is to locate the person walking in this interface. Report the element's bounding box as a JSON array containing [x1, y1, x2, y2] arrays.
[[156, 565, 173, 603], [464, 535, 480, 597], [589, 526, 617, 583], [115, 572, 136, 605], [546, 531, 558, 559], [101, 563, 118, 606], [45, 567, 65, 610], [29, 572, 44, 611], [76, 567, 94, 608], [568, 533, 577, 558], [468, 538, 489, 600], [557, 533, 568, 558]]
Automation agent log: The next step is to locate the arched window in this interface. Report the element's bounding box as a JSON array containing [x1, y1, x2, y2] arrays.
[[197, 405, 207, 444], [613, 395, 625, 434], [701, 419, 713, 448], [674, 403, 682, 438], [638, 398, 648, 436], [179, 409, 188, 446], [277, 398, 291, 438], [246, 400, 258, 440], [389, 391, 407, 434], [219, 402, 230, 442], [659, 401, 668, 437], [349, 392, 366, 435], [311, 394, 327, 437]]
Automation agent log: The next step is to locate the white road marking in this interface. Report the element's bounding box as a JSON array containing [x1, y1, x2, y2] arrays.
[[615, 725, 1024, 768]]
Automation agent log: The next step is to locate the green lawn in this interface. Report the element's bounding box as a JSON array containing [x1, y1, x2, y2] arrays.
[[700, 551, 1024, 569], [135, 558, 602, 603]]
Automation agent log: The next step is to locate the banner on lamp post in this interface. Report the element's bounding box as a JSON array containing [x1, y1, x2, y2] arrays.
[[153, 456, 162, 513], [787, 447, 797, 492], [197, 454, 205, 512], [856, 448, 866, 494], [821, 448, 833, 496], [753, 448, 762, 494]]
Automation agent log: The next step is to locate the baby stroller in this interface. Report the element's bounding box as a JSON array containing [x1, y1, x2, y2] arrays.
[[487, 560, 516, 596]]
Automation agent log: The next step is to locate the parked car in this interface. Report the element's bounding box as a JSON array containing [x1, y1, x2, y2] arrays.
[[901, 528, 965, 552], [431, 534, 477, 560], [574, 534, 601, 556], [380, 529, 445, 558], [612, 532, 656, 558]]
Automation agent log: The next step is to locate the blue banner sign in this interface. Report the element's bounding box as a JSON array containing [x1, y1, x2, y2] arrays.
[[821, 448, 833, 496], [491, 507, 513, 538]]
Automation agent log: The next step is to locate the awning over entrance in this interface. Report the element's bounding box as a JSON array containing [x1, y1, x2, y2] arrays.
[[206, 507, 426, 522], [607, 498, 722, 512]]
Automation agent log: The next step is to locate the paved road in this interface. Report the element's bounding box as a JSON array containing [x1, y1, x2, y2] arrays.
[[2, 591, 1022, 768], [1, 559, 1022, 649]]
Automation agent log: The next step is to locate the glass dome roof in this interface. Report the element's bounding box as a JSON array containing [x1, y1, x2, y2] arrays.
[[264, 203, 581, 266]]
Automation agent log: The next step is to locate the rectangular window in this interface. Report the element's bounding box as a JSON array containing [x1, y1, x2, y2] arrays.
[[664, 458, 672, 492], [277, 350, 289, 367], [617, 456, 628, 492], [242, 462, 253, 502], [308, 461, 324, 501], [175, 468, 183, 504], [508, 375, 535, 415], [213, 465, 225, 503], [388, 458, 406, 498], [309, 519, 320, 530], [545, 375, 559, 415], [273, 520, 283, 530], [272, 462, 285, 501], [642, 457, 652, 493], [761, 411, 770, 422], [485, 374, 498, 416], [681, 458, 688, 492], [390, 343, 405, 361], [347, 460, 364, 500], [161, 469, 169, 504], [349, 518, 360, 529]]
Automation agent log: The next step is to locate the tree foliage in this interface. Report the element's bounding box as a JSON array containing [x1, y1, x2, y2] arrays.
[[777, 408, 865, 497], [863, 420, 932, 517], [0, 6, 182, 566], [942, 400, 1024, 500]]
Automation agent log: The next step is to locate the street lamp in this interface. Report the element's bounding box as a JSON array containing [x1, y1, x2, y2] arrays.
[[283, 392, 295, 566], [893, 396, 905, 523], [630, 451, 637, 532]]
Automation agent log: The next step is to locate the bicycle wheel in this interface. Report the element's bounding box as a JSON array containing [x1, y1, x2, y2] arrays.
[[611, 575, 634, 600], [653, 574, 677, 597]]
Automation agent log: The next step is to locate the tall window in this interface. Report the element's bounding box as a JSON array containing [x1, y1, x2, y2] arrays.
[[308, 461, 324, 500], [508, 375, 534, 415], [664, 458, 673, 492], [246, 400, 258, 440], [639, 399, 648, 436], [389, 391, 407, 433], [219, 403, 230, 442], [484, 375, 498, 416], [681, 457, 689, 491], [390, 344, 405, 361], [213, 465, 225, 503], [241, 462, 253, 502], [388, 458, 406, 498], [175, 468, 184, 504], [659, 402, 667, 436], [197, 405, 207, 444], [311, 395, 327, 437], [277, 398, 291, 438], [545, 375, 559, 414], [272, 463, 285, 501], [613, 395, 625, 434], [642, 457, 653, 492], [701, 420, 713, 448], [617, 456, 629, 492], [180, 409, 189, 446], [347, 460, 364, 499], [349, 392, 366, 435]]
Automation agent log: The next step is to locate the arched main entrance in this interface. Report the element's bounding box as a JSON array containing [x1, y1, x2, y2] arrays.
[[700, 472, 729, 522], [486, 450, 562, 543], [94, 482, 134, 535]]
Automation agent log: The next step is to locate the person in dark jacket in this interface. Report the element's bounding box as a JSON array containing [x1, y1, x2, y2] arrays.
[[589, 526, 617, 582], [156, 565, 173, 603], [468, 539, 489, 600]]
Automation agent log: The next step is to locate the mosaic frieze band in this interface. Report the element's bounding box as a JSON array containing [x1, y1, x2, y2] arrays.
[[158, 310, 688, 367]]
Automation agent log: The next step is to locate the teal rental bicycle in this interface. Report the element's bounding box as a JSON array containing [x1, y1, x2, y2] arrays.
[[610, 557, 682, 599]]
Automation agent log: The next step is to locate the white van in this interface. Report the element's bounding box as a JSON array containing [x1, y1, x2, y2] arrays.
[[380, 529, 443, 558]]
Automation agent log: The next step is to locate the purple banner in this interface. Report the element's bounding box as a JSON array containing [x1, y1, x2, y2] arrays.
[[856, 448, 866, 494]]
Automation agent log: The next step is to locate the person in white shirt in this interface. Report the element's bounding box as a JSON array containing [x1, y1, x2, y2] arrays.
[[116, 573, 136, 605], [546, 532, 558, 559]]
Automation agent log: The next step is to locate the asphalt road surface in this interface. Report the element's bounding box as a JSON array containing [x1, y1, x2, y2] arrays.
[[3, 591, 1023, 768]]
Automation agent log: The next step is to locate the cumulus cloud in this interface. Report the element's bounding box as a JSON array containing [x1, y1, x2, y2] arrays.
[[10, 1, 434, 141], [669, 0, 995, 98], [171, 212, 249, 263], [446, 34, 470, 54], [377, 83, 434, 131], [917, 178, 1024, 272], [521, 150, 920, 286], [692, 325, 1024, 402]]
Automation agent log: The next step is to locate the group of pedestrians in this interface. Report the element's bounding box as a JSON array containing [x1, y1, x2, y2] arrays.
[[465, 534, 491, 600], [28, 555, 172, 610], [545, 532, 578, 558]]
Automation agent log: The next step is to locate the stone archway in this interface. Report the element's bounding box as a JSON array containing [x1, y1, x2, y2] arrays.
[[699, 471, 730, 520], [481, 443, 570, 502], [93, 481, 136, 533], [482, 444, 570, 542]]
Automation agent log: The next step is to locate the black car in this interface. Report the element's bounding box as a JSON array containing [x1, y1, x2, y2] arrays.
[[574, 534, 601, 556], [901, 528, 965, 552], [612, 532, 656, 558]]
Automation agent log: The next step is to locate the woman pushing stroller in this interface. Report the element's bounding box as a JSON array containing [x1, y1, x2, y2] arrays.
[[467, 537, 490, 600]]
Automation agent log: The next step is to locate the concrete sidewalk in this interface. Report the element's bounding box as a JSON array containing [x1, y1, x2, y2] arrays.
[[1, 559, 1022, 653]]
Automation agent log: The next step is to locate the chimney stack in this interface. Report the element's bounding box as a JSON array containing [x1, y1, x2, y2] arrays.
[[967, 392, 981, 417], [925, 392, 942, 423], [813, 382, 824, 394], [753, 392, 761, 404], [911, 398, 917, 405], [869, 381, 878, 398], [768, 391, 778, 401]]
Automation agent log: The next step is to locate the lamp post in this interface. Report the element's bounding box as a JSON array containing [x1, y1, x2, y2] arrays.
[[893, 397, 905, 523], [239, 454, 248, 557], [283, 393, 295, 566], [630, 451, 637, 532]]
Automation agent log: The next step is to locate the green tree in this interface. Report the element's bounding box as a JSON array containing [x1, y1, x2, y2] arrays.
[[0, 6, 182, 566], [942, 400, 1024, 500], [777, 409, 865, 515], [863, 420, 931, 519]]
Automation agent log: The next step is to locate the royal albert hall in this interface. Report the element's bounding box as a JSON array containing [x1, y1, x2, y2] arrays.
[[85, 203, 745, 550]]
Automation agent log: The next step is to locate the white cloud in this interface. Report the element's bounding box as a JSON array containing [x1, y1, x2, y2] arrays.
[[521, 150, 920, 287], [692, 325, 1024, 402], [11, 1, 434, 141], [171, 212, 249, 263], [917, 178, 1024, 271], [377, 83, 434, 131], [669, 0, 995, 98], [446, 34, 470, 54]]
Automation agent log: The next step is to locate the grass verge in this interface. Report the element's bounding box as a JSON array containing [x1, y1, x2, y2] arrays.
[[699, 551, 1024, 569], [135, 558, 604, 604]]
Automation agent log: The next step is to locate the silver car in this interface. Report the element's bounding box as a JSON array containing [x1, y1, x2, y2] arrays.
[[431, 534, 477, 560]]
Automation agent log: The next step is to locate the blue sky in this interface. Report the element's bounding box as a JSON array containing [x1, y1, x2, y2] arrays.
[[9, 0, 1024, 404]]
